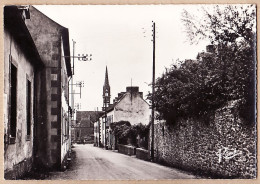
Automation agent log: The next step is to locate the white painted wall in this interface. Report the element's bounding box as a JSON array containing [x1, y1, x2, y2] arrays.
[[113, 93, 150, 125], [61, 38, 70, 163], [4, 30, 35, 171]]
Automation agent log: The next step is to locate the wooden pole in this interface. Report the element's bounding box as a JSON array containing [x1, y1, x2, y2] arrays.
[[151, 21, 155, 161]]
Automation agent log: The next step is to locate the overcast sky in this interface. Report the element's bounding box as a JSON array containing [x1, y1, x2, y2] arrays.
[[35, 5, 209, 111]]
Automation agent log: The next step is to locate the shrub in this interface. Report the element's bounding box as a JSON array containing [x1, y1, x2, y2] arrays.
[[111, 122, 149, 149]]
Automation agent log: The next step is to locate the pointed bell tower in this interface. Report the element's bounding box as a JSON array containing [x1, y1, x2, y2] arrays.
[[103, 66, 111, 111]]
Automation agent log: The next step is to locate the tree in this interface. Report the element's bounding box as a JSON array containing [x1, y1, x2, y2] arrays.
[[147, 5, 256, 125], [182, 5, 256, 125], [110, 122, 149, 148], [130, 123, 149, 148], [110, 121, 131, 145], [182, 5, 256, 46]]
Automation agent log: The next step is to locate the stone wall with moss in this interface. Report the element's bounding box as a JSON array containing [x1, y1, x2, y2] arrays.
[[150, 101, 256, 178]]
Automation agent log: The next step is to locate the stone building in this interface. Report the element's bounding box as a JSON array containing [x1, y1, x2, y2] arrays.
[[94, 118, 101, 147], [106, 86, 150, 125], [105, 86, 150, 149], [74, 111, 103, 144], [71, 119, 76, 143], [4, 6, 44, 179], [94, 67, 150, 149], [94, 66, 111, 147], [25, 6, 72, 171]]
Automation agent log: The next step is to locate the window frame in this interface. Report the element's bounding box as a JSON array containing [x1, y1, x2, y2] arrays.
[[26, 76, 32, 141], [9, 61, 18, 144]]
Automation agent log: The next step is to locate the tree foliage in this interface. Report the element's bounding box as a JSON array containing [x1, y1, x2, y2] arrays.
[[110, 121, 131, 145], [148, 5, 256, 125], [182, 5, 256, 45], [110, 121, 149, 148]]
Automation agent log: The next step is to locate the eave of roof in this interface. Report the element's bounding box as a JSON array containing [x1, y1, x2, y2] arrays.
[[61, 28, 72, 77], [76, 111, 104, 121], [4, 6, 44, 68], [106, 93, 128, 113], [106, 91, 150, 113]]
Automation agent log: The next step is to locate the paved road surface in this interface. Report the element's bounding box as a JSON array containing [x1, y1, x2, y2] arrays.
[[46, 144, 197, 180]]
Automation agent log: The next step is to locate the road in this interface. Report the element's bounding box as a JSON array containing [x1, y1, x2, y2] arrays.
[[46, 144, 197, 180]]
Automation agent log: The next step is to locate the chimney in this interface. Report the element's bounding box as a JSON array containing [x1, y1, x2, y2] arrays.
[[118, 93, 122, 97], [18, 6, 30, 20], [139, 92, 143, 99], [126, 86, 139, 93], [206, 45, 214, 53], [113, 97, 118, 103]]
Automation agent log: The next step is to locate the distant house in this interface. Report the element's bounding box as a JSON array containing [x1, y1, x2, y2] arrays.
[[71, 119, 76, 143], [196, 45, 215, 62], [93, 67, 150, 149], [96, 86, 150, 149], [4, 6, 44, 179], [94, 117, 101, 147], [107, 86, 150, 125], [25, 6, 72, 171], [74, 111, 104, 144]]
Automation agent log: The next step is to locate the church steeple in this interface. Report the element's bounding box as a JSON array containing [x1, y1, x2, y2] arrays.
[[104, 66, 109, 86], [103, 66, 111, 111]]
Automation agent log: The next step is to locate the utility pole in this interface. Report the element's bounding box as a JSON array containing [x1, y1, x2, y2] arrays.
[[68, 40, 92, 121], [70, 81, 85, 98], [151, 21, 156, 161], [66, 39, 92, 147]]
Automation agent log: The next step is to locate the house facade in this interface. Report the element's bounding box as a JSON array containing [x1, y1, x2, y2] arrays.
[[94, 66, 111, 147], [74, 111, 104, 144], [95, 86, 150, 149], [106, 87, 150, 149], [107, 86, 150, 125], [71, 119, 76, 143], [94, 118, 101, 147], [25, 6, 72, 171], [94, 67, 150, 149], [4, 6, 44, 179]]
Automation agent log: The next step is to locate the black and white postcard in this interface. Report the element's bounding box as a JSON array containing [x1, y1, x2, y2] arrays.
[[2, 2, 258, 181]]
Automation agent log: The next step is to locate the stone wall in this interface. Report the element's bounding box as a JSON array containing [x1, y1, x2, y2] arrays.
[[118, 144, 136, 156], [4, 158, 33, 179], [136, 148, 149, 161], [151, 101, 256, 178]]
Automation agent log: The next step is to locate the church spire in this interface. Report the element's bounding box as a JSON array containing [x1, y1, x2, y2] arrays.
[[104, 66, 109, 86], [103, 66, 111, 111]]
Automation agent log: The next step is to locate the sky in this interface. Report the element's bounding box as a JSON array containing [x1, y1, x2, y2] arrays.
[[35, 5, 209, 111]]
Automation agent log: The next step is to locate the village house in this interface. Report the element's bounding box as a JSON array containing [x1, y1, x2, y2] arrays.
[[107, 86, 149, 125], [93, 118, 101, 147], [71, 119, 77, 143], [105, 86, 150, 149], [4, 6, 44, 179], [74, 111, 103, 144], [25, 6, 72, 171], [93, 67, 150, 149]]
